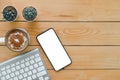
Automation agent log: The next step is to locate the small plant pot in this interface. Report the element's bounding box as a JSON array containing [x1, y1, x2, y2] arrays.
[[2, 6, 18, 21], [22, 6, 37, 21]]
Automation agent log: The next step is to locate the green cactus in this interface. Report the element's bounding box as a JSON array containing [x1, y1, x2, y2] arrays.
[[3, 6, 17, 21], [22, 6, 37, 21]]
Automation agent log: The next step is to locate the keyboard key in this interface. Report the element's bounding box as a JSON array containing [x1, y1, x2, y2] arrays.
[[39, 77, 44, 80], [35, 54, 39, 57], [29, 65, 33, 70], [21, 60, 25, 63], [20, 69, 24, 74], [28, 71, 32, 76], [10, 73, 15, 77], [16, 66, 20, 70], [32, 69, 37, 74], [35, 57, 41, 62], [2, 71, 7, 75], [30, 56, 34, 59], [25, 62, 30, 66], [21, 63, 25, 68], [15, 71, 19, 76], [7, 69, 11, 74], [6, 65, 10, 69], [40, 71, 47, 76], [16, 62, 20, 65], [18, 75, 23, 79], [30, 60, 34, 64], [37, 72, 40, 77], [34, 63, 38, 68], [23, 73, 27, 77], [25, 58, 30, 61], [24, 67, 29, 72], [45, 77, 50, 80], [14, 77, 18, 80], [37, 66, 45, 72], [11, 64, 15, 67], [38, 62, 43, 66], [32, 74, 37, 79], [11, 67, 16, 72], [37, 71, 47, 77], [6, 75, 10, 79], [28, 76, 32, 80]]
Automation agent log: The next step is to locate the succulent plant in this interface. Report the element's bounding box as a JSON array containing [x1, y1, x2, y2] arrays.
[[3, 6, 17, 21], [22, 6, 37, 21]]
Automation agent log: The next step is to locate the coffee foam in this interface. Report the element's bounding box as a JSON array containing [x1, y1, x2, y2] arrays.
[[6, 29, 29, 51]]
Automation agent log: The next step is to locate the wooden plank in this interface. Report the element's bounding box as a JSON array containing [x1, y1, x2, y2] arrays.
[[66, 46, 120, 69], [0, 22, 120, 45], [48, 70, 120, 80], [0, 0, 120, 21], [0, 46, 120, 69]]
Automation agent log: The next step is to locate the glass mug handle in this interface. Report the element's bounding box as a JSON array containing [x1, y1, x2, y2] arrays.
[[0, 37, 5, 43]]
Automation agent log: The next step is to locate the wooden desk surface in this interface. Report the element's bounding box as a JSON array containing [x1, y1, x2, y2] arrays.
[[0, 0, 120, 80]]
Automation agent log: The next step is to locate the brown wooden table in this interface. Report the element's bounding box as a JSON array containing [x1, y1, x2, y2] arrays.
[[0, 0, 120, 80]]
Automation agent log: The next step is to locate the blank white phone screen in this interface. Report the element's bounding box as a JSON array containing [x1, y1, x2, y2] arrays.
[[37, 29, 71, 71]]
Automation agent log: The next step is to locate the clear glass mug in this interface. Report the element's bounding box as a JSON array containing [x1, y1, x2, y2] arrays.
[[0, 28, 30, 52]]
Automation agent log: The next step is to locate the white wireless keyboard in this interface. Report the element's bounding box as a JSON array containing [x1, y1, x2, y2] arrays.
[[0, 48, 50, 80]]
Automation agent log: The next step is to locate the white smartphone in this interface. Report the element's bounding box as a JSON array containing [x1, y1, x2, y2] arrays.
[[37, 28, 72, 71]]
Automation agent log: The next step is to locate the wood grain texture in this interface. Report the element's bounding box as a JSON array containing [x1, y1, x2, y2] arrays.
[[0, 22, 120, 45], [0, 46, 120, 69], [48, 70, 120, 80], [0, 0, 120, 21], [0, 0, 120, 79]]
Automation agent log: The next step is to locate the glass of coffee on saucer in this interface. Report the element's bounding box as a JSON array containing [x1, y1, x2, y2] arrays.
[[0, 28, 30, 52]]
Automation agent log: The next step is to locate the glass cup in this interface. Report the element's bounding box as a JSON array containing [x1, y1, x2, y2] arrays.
[[0, 28, 30, 52], [22, 6, 37, 21], [2, 6, 18, 21]]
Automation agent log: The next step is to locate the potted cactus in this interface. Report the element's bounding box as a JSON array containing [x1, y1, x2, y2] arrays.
[[2, 6, 17, 21], [22, 6, 37, 21]]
